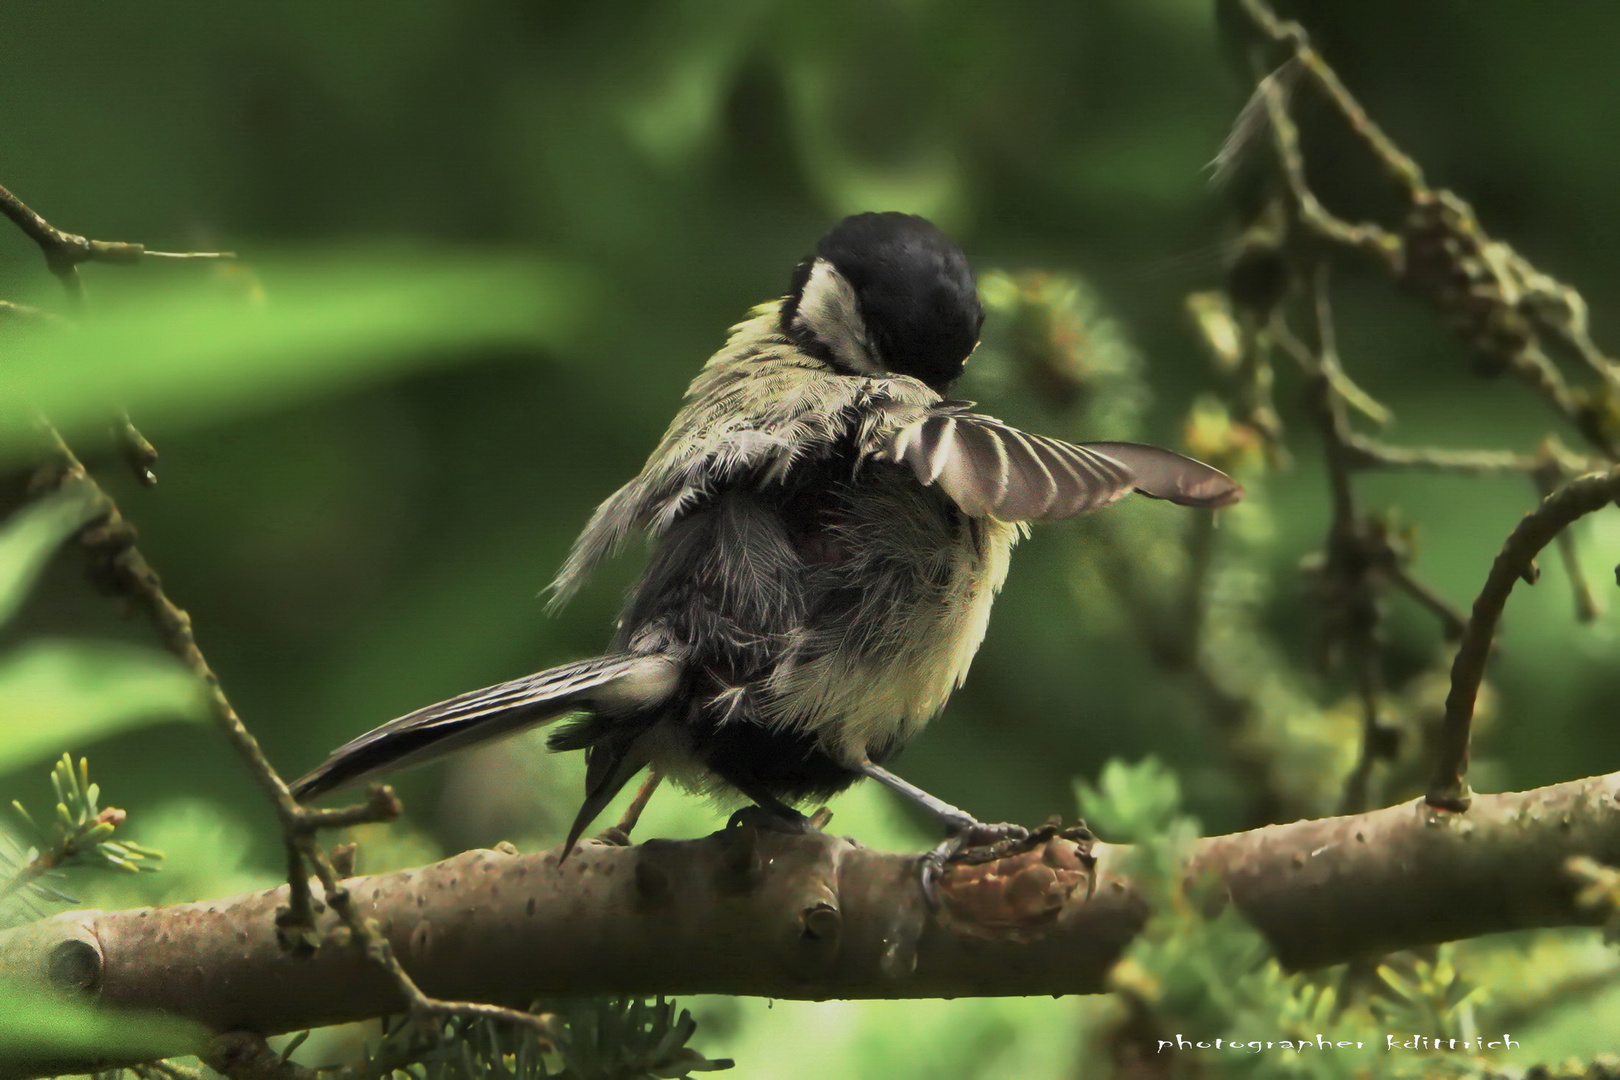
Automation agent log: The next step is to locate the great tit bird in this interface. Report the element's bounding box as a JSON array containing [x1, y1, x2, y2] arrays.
[[292, 212, 1241, 884]]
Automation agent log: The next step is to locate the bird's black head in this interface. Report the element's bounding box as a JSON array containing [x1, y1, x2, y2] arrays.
[[780, 212, 983, 392]]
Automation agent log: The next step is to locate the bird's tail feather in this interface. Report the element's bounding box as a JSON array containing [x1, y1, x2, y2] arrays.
[[291, 653, 678, 802]]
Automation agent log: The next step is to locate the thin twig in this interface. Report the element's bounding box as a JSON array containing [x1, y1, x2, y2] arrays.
[[1302, 269, 1388, 815], [1255, 67, 1399, 267], [2, 179, 551, 1034], [1239, 0, 1425, 194], [0, 182, 234, 297], [1385, 564, 1468, 642], [39, 428, 303, 821], [1533, 450, 1603, 623], [1340, 434, 1542, 476], [206, 1031, 316, 1080], [1429, 466, 1620, 810], [297, 788, 406, 833], [41, 416, 546, 1032], [1, 181, 229, 481], [116, 410, 160, 486]]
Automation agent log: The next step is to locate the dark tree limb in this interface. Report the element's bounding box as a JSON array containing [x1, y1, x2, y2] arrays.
[[3, 768, 1620, 1080]]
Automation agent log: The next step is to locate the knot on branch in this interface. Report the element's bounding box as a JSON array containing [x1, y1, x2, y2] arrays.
[[46, 936, 103, 996]]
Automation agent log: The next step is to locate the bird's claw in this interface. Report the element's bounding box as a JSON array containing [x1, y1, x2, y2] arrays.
[[918, 821, 1032, 909], [595, 825, 634, 847], [727, 803, 820, 835]]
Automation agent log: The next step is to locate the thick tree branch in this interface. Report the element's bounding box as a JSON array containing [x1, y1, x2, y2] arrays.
[[2, 768, 1619, 1079]]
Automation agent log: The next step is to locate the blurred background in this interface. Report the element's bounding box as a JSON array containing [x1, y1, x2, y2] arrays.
[[5, 0, 1620, 1074]]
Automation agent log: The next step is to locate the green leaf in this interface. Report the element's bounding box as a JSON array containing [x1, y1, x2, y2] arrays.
[[1074, 757, 1185, 843], [0, 250, 592, 450], [0, 973, 205, 1064], [0, 642, 207, 774], [0, 489, 101, 629]]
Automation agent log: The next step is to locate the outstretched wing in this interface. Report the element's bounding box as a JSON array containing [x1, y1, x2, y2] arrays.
[[882, 405, 1241, 521]]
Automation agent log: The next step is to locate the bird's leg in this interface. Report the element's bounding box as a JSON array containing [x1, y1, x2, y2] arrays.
[[724, 777, 818, 835], [596, 769, 663, 846], [860, 761, 1029, 906]]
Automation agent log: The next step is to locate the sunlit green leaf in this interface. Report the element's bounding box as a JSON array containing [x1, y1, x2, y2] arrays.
[[0, 251, 593, 450], [1074, 757, 1185, 843], [0, 973, 204, 1063], [0, 642, 207, 774], [0, 489, 100, 630]]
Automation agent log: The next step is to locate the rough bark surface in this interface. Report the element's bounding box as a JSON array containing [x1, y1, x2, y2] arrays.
[[2, 771, 1616, 1072]]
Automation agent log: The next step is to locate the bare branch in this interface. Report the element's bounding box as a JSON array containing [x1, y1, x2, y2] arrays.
[[0, 182, 233, 298], [1254, 66, 1400, 267], [1339, 435, 1542, 477], [1429, 466, 1620, 810], [1238, 0, 1620, 459], [1239, 0, 1426, 194]]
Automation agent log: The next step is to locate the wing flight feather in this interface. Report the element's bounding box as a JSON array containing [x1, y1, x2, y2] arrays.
[[882, 407, 1242, 521]]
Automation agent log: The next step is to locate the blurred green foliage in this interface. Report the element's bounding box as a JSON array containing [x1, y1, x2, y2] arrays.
[[5, 0, 1620, 1076], [0, 984, 203, 1072], [0, 253, 591, 451], [0, 492, 101, 628], [343, 1001, 734, 1080], [0, 489, 205, 1060], [0, 492, 208, 768], [1081, 760, 1521, 1079]]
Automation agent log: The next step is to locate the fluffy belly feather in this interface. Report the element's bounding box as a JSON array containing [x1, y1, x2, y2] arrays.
[[765, 494, 1020, 764]]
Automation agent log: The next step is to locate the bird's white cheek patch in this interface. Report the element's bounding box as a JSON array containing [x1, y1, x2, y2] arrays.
[[794, 259, 882, 375]]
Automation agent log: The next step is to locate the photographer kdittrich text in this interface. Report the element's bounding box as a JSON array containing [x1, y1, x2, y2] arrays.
[[1156, 1034, 1521, 1054]]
